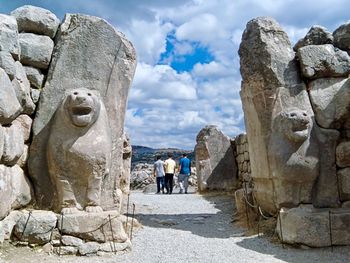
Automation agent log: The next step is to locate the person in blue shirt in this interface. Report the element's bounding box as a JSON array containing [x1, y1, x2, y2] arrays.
[[178, 153, 191, 194]]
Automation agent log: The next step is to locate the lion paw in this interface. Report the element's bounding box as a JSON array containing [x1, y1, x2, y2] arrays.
[[61, 207, 80, 215], [85, 206, 103, 213]]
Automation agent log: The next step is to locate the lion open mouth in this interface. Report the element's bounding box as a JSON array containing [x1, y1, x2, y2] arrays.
[[72, 106, 92, 116]]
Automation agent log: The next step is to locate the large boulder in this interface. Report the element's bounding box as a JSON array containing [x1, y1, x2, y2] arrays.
[[12, 61, 36, 114], [293, 25, 333, 51], [338, 168, 350, 201], [309, 78, 350, 129], [0, 165, 32, 220], [277, 205, 350, 247], [0, 14, 20, 59], [10, 5, 60, 39], [297, 44, 350, 79], [0, 51, 16, 79], [0, 68, 22, 125], [29, 14, 137, 210], [57, 211, 128, 243], [24, 66, 44, 89], [333, 20, 350, 51], [13, 210, 57, 244], [12, 114, 32, 143], [1, 122, 24, 166], [18, 33, 54, 70], [195, 125, 237, 191]]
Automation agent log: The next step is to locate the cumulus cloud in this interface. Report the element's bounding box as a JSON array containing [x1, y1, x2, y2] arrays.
[[3, 0, 350, 149]]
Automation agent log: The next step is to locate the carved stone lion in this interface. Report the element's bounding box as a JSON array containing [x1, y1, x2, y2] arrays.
[[47, 88, 112, 214], [269, 108, 319, 208]]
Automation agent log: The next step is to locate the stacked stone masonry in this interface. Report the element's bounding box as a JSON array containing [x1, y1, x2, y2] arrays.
[[0, 5, 136, 255], [0, 5, 59, 221], [234, 133, 251, 185], [239, 17, 350, 246]]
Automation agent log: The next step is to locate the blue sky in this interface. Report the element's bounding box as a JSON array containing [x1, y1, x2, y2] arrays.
[[1, 0, 350, 149]]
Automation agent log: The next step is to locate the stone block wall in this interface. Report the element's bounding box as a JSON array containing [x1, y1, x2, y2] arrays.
[[0, 6, 60, 220], [234, 133, 251, 185]]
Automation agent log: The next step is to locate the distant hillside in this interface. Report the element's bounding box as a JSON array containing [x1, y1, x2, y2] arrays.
[[131, 145, 194, 167]]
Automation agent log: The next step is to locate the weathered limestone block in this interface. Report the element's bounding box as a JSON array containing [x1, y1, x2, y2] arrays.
[[13, 114, 32, 143], [338, 168, 350, 201], [61, 235, 84, 247], [10, 5, 60, 39], [0, 68, 22, 125], [195, 125, 237, 192], [47, 88, 112, 213], [0, 14, 20, 59], [309, 78, 350, 129], [331, 212, 350, 245], [99, 240, 131, 253], [239, 17, 302, 214], [0, 51, 16, 79], [311, 128, 339, 208], [336, 141, 350, 168], [121, 133, 132, 194], [277, 205, 331, 247], [2, 122, 24, 166], [10, 165, 32, 209], [14, 210, 57, 244], [0, 165, 32, 219], [29, 14, 137, 210], [294, 25, 333, 51], [18, 33, 54, 69], [57, 211, 128, 243], [78, 242, 100, 256], [16, 144, 28, 168], [278, 205, 350, 246], [24, 66, 44, 89], [297, 44, 350, 79], [0, 166, 12, 219], [0, 211, 23, 241], [30, 88, 40, 104], [333, 21, 350, 51], [12, 61, 35, 114]]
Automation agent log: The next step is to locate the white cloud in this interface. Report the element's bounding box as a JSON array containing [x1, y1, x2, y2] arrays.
[[7, 0, 350, 149], [122, 19, 174, 65]]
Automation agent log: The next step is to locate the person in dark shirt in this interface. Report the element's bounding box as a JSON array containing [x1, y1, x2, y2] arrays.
[[178, 153, 191, 194]]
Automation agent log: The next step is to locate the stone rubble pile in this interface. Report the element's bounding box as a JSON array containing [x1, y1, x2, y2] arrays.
[[239, 16, 350, 247]]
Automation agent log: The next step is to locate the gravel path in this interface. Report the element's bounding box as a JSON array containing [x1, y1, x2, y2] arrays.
[[1, 188, 350, 262]]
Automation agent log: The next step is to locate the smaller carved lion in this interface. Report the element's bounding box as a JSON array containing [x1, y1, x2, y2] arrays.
[[47, 88, 112, 214], [269, 108, 319, 208]]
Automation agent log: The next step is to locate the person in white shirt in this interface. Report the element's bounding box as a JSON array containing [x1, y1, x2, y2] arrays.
[[164, 153, 176, 194], [153, 155, 165, 194]]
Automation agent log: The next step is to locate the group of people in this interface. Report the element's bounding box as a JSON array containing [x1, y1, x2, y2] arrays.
[[153, 153, 191, 194]]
